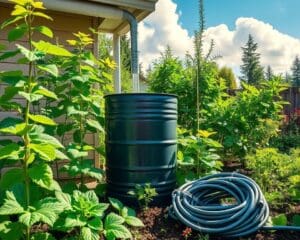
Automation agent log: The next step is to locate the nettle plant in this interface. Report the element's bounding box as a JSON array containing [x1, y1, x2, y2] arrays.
[[51, 31, 113, 188], [0, 1, 143, 240], [0, 1, 71, 239], [177, 128, 223, 185]]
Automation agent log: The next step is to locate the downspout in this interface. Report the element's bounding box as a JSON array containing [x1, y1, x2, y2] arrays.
[[0, 0, 140, 92], [123, 10, 139, 92]]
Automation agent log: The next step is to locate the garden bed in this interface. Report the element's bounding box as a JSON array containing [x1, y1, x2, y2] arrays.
[[135, 206, 300, 240]]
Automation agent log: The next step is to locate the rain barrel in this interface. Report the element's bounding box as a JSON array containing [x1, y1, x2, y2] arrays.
[[105, 93, 177, 205]]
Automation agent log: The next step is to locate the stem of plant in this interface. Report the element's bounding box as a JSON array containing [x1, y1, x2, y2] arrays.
[[23, 11, 34, 240]]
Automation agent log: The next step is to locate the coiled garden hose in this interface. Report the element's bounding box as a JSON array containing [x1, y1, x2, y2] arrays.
[[169, 172, 300, 238]]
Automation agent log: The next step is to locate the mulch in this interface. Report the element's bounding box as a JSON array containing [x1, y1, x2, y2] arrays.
[[135, 207, 300, 240]]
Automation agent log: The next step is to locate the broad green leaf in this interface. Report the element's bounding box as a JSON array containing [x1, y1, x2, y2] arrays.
[[8, 24, 27, 42], [272, 214, 287, 226], [32, 1, 46, 9], [34, 206, 58, 226], [28, 114, 56, 126], [88, 218, 103, 231], [0, 168, 24, 190], [64, 214, 86, 228], [16, 44, 39, 61], [0, 143, 20, 160], [31, 133, 64, 149], [35, 26, 53, 38], [0, 16, 23, 29], [0, 70, 23, 85], [125, 216, 144, 227], [32, 12, 53, 20], [123, 207, 136, 217], [0, 221, 23, 240], [84, 167, 103, 181], [19, 91, 43, 102], [86, 119, 105, 133], [11, 5, 27, 16], [0, 191, 24, 215], [30, 143, 56, 161], [0, 86, 20, 102], [32, 41, 72, 56], [37, 65, 58, 78], [0, 122, 27, 135], [109, 198, 123, 212], [0, 50, 20, 61], [28, 163, 53, 190], [55, 191, 72, 210], [55, 150, 69, 160], [105, 224, 132, 240], [67, 147, 88, 159], [88, 203, 109, 218], [19, 212, 40, 227], [31, 232, 55, 240], [81, 227, 99, 240], [105, 213, 124, 228], [34, 87, 57, 99], [67, 105, 88, 116]]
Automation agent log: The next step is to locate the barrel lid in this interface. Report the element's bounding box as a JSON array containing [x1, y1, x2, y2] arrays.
[[104, 93, 178, 98]]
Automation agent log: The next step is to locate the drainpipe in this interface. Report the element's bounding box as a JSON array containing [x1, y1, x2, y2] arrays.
[[0, 0, 140, 92], [123, 10, 139, 92]]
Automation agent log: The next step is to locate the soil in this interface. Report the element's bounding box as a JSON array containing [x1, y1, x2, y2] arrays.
[[135, 206, 300, 240]]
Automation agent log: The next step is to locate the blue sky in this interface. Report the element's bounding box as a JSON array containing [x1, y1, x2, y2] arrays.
[[174, 0, 300, 38], [139, 0, 300, 76]]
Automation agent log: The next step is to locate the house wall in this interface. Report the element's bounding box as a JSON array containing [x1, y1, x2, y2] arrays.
[[0, 3, 102, 179]]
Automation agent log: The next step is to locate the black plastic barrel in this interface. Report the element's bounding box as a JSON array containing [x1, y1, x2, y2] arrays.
[[105, 93, 177, 205]]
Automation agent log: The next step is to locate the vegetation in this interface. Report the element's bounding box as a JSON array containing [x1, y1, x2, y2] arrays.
[[0, 1, 143, 239], [291, 55, 300, 86], [129, 184, 158, 209], [240, 34, 265, 85], [245, 148, 300, 207]]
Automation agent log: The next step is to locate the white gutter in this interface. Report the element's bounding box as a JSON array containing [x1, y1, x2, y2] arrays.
[[0, 0, 140, 92]]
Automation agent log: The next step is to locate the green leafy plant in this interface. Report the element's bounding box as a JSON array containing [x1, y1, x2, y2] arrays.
[[54, 192, 143, 240], [109, 197, 144, 227], [129, 183, 158, 209], [177, 128, 223, 185], [49, 31, 114, 187], [246, 148, 300, 207], [0, 1, 70, 239]]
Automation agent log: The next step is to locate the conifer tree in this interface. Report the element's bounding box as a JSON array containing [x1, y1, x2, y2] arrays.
[[240, 34, 264, 85], [265, 65, 274, 81], [291, 56, 300, 87]]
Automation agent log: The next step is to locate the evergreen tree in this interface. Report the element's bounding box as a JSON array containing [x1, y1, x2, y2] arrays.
[[291, 56, 300, 87], [240, 34, 264, 85], [218, 66, 237, 89], [265, 65, 274, 81], [121, 35, 131, 72]]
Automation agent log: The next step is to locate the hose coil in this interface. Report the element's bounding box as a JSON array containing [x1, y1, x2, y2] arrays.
[[170, 172, 295, 237]]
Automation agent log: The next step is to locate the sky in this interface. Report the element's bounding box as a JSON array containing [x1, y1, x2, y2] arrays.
[[137, 0, 300, 78]]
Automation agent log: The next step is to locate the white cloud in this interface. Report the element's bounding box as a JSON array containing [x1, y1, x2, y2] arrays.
[[205, 17, 300, 76], [138, 0, 193, 70], [139, 1, 300, 77]]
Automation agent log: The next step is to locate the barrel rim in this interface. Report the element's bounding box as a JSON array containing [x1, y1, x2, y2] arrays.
[[104, 93, 178, 98]]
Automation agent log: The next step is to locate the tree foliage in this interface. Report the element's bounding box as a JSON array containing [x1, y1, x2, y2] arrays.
[[291, 55, 300, 87], [240, 34, 264, 85], [148, 47, 194, 127], [218, 66, 237, 90]]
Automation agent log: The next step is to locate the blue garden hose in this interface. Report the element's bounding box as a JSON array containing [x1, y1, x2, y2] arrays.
[[169, 172, 300, 238]]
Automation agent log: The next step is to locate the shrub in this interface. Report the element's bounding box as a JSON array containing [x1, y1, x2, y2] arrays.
[[245, 148, 300, 207], [177, 128, 223, 185]]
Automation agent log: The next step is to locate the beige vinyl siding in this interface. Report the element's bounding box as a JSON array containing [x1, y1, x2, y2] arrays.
[[0, 4, 101, 179]]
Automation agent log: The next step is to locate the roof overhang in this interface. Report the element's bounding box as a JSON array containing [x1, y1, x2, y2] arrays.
[[0, 0, 158, 34], [87, 0, 157, 34]]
